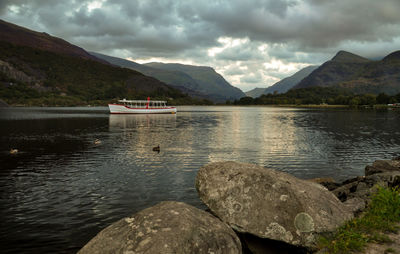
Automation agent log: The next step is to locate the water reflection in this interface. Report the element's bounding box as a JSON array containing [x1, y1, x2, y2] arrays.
[[0, 106, 399, 253], [109, 114, 177, 130]]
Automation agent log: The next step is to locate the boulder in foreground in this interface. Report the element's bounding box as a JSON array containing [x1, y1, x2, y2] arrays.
[[196, 161, 353, 248], [78, 201, 242, 254]]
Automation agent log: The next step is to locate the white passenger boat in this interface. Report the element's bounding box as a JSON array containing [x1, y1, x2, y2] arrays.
[[108, 98, 177, 114]]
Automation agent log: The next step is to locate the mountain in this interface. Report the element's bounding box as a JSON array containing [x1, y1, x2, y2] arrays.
[[92, 52, 245, 102], [295, 51, 372, 89], [245, 65, 318, 98], [0, 19, 106, 64], [90, 52, 205, 99], [330, 50, 371, 63], [245, 88, 267, 98], [264, 65, 319, 95], [294, 50, 400, 95], [382, 51, 400, 62], [144, 62, 245, 102], [0, 19, 189, 105]]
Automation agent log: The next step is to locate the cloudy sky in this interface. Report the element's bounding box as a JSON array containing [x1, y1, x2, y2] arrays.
[[1, 0, 400, 92]]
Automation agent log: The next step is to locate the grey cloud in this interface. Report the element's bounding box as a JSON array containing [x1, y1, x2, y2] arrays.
[[216, 45, 264, 61], [240, 72, 263, 84], [193, 0, 400, 50], [1, 0, 400, 91], [223, 66, 246, 76], [0, 0, 22, 15], [4, 0, 400, 55]]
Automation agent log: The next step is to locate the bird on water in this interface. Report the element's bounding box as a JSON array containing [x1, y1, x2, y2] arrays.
[[152, 145, 160, 152]]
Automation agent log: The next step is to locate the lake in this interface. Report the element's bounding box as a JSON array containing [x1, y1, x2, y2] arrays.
[[1, 106, 399, 253]]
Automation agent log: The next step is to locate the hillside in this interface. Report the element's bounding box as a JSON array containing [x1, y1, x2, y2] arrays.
[[245, 65, 318, 98], [0, 19, 106, 64], [92, 52, 245, 102], [264, 65, 319, 95], [245, 88, 267, 98], [294, 50, 400, 95], [144, 62, 245, 102], [0, 20, 191, 106], [90, 52, 206, 99]]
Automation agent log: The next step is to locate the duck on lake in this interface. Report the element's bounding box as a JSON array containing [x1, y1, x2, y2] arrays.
[[94, 139, 101, 145], [10, 148, 18, 154], [152, 145, 160, 152]]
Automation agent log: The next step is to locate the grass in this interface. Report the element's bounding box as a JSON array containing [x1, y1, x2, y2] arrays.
[[385, 248, 396, 253], [318, 186, 400, 254]]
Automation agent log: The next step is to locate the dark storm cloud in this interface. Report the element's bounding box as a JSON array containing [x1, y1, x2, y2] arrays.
[[2, 0, 400, 55], [214, 42, 265, 61], [192, 0, 400, 51], [1, 0, 400, 90]]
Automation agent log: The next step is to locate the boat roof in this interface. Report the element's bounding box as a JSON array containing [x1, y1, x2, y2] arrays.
[[118, 99, 167, 103]]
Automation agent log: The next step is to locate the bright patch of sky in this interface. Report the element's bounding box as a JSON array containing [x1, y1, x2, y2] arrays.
[[87, 0, 104, 12]]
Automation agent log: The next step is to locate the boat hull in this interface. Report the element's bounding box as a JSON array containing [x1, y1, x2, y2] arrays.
[[108, 104, 177, 114]]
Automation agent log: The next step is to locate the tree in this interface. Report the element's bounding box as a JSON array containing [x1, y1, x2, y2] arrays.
[[236, 96, 254, 105], [376, 93, 390, 104], [349, 97, 361, 106], [360, 94, 376, 106]]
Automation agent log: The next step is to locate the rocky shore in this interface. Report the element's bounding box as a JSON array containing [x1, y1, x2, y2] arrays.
[[79, 158, 400, 253]]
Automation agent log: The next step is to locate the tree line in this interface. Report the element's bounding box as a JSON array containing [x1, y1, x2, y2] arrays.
[[231, 87, 400, 106]]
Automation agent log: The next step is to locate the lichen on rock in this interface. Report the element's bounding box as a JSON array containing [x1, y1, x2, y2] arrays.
[[195, 161, 353, 248], [78, 201, 242, 254]]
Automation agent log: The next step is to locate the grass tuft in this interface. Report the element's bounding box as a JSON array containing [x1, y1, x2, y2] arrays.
[[318, 186, 400, 253], [384, 248, 397, 254]]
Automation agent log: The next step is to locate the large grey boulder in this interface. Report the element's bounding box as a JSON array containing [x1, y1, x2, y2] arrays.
[[195, 162, 353, 248], [78, 201, 242, 254]]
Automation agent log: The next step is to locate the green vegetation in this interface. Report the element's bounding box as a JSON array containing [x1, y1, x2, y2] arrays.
[[0, 41, 213, 106], [232, 87, 400, 106], [318, 187, 400, 254], [385, 248, 396, 253]]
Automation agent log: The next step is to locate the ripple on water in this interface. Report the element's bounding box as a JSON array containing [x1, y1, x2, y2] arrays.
[[0, 106, 400, 253]]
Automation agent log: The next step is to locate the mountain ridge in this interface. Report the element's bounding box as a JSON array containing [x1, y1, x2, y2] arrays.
[[294, 50, 400, 95], [245, 65, 318, 98], [0, 20, 194, 105], [331, 50, 371, 63], [245, 87, 267, 98], [0, 19, 107, 64], [92, 52, 245, 102], [144, 62, 245, 101], [383, 51, 400, 61], [89, 52, 202, 96]]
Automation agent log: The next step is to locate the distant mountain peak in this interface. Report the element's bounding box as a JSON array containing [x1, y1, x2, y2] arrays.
[[92, 53, 245, 102], [382, 50, 400, 61], [331, 50, 371, 63], [145, 62, 214, 71]]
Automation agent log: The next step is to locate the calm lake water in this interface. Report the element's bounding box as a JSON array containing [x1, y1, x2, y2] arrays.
[[1, 106, 399, 253]]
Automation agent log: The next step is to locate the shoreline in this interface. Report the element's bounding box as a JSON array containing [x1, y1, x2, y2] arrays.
[[2, 104, 397, 109]]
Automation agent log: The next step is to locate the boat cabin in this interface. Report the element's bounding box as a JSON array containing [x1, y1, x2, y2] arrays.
[[119, 98, 168, 109]]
